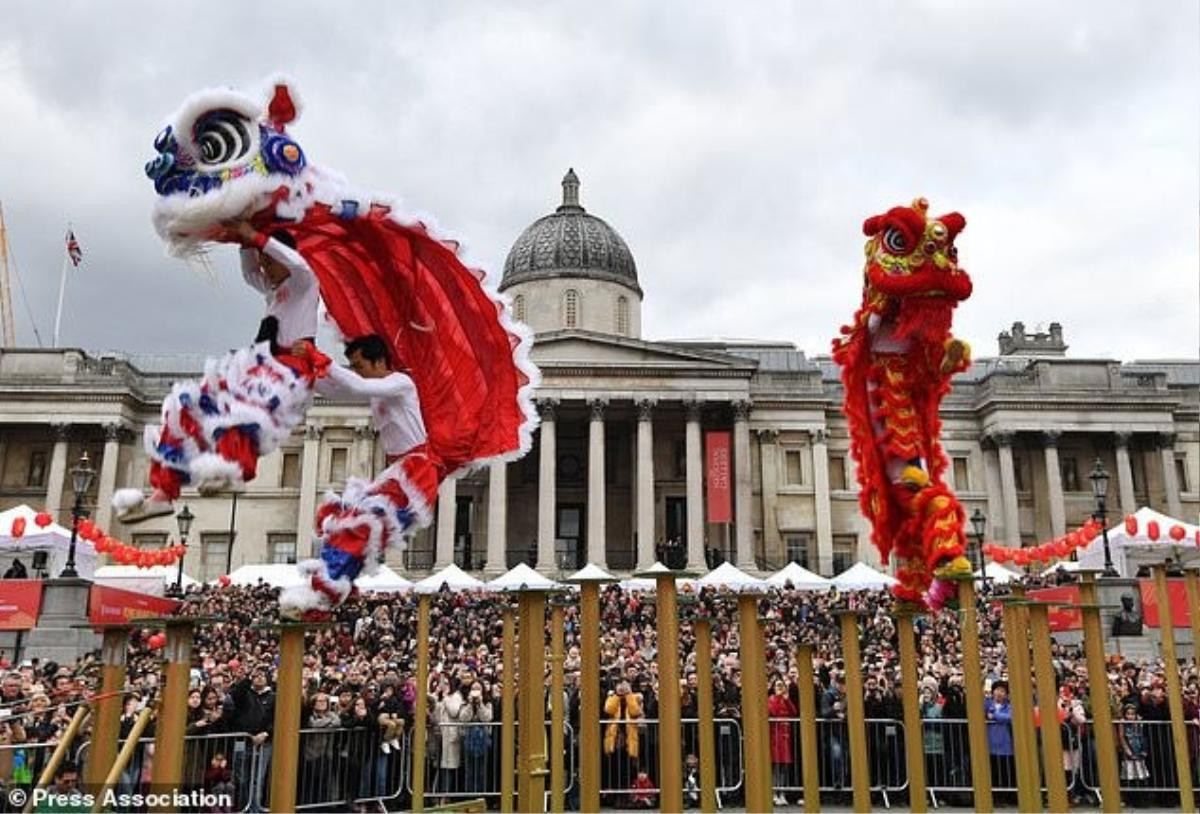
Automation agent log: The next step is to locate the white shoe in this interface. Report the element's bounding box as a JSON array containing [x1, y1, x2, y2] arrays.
[[390, 738, 401, 750], [380, 741, 391, 754]]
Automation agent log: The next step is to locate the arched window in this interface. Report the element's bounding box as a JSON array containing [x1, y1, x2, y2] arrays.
[[616, 295, 629, 335], [513, 294, 526, 324], [564, 289, 580, 328]]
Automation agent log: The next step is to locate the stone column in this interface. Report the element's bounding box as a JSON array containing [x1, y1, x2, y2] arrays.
[[537, 400, 559, 571], [1041, 430, 1067, 538], [93, 424, 123, 532], [435, 476, 457, 569], [45, 424, 70, 518], [757, 429, 781, 569], [684, 399, 707, 572], [732, 400, 755, 571], [1159, 432, 1183, 518], [635, 399, 657, 571], [485, 462, 508, 574], [1114, 432, 1137, 518], [811, 429, 835, 575], [586, 399, 608, 569], [982, 441, 1005, 543], [994, 432, 1021, 546], [297, 424, 322, 557]]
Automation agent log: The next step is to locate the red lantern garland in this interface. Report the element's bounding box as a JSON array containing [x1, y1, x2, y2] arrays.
[[18, 507, 186, 570], [984, 518, 1104, 568]]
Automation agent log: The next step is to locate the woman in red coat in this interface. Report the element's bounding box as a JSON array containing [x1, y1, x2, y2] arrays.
[[768, 678, 799, 805]]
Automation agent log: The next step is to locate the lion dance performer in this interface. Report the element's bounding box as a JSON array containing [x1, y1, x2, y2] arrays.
[[832, 198, 973, 608], [127, 77, 539, 617]]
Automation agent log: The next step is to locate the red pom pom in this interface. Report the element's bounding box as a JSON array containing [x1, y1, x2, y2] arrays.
[[218, 575, 231, 587], [1125, 515, 1138, 536], [34, 512, 52, 528], [1170, 525, 1186, 542], [1147, 520, 1160, 541]]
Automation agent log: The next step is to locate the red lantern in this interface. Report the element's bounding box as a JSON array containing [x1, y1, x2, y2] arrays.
[[34, 512, 52, 528], [1082, 524, 1098, 543], [10, 517, 25, 538], [147, 632, 167, 650], [1125, 515, 1138, 536], [218, 575, 232, 587], [1014, 549, 1031, 567], [94, 537, 109, 554], [77, 519, 95, 539], [1147, 521, 1160, 541], [1170, 525, 1186, 542]]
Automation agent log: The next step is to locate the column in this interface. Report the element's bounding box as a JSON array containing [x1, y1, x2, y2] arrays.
[[1159, 432, 1183, 518], [586, 400, 607, 569], [44, 423, 70, 518], [537, 399, 558, 571], [485, 462, 508, 574], [1041, 430, 1066, 537], [352, 424, 374, 478], [684, 399, 707, 572], [732, 399, 755, 571], [994, 431, 1021, 546], [635, 399, 656, 570], [811, 429, 835, 575], [757, 429, 780, 569], [434, 476, 457, 569], [297, 425, 322, 557], [1114, 431, 1137, 518], [982, 442, 1005, 543], [93, 423, 123, 532]]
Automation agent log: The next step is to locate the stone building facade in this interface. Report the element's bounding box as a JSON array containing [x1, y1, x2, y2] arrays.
[[0, 173, 1195, 580]]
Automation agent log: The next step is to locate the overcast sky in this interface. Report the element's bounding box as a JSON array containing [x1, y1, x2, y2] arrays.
[[1, 1, 1196, 362]]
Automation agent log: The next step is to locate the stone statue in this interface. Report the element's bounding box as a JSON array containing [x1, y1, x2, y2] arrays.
[[1111, 593, 1144, 637]]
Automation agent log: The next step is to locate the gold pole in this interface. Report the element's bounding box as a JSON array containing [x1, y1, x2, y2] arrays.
[[895, 611, 927, 812], [500, 605, 516, 814], [1078, 572, 1120, 812], [577, 583, 601, 812], [85, 626, 130, 789], [656, 574, 683, 814], [956, 577, 993, 812], [1027, 603, 1068, 812], [1000, 599, 1041, 813], [268, 624, 306, 813], [412, 593, 431, 813], [1184, 567, 1200, 662], [739, 593, 772, 813], [1153, 563, 1196, 811], [838, 611, 871, 813], [92, 706, 152, 813], [549, 601, 566, 814], [151, 619, 194, 813], [694, 617, 719, 814], [795, 644, 821, 813], [517, 592, 548, 814], [24, 705, 90, 814]]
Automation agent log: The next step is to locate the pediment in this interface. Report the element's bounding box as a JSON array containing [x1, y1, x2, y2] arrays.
[[530, 330, 756, 371]]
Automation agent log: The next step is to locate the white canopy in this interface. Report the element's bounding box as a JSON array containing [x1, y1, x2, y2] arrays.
[[619, 561, 696, 592], [94, 565, 199, 597], [565, 563, 617, 583], [356, 565, 413, 594], [1041, 559, 1081, 576], [0, 505, 97, 579], [227, 563, 307, 588], [974, 561, 1021, 585], [487, 563, 561, 592], [697, 562, 767, 592], [830, 562, 899, 591], [1076, 506, 1200, 577], [414, 563, 485, 594], [766, 562, 832, 591]]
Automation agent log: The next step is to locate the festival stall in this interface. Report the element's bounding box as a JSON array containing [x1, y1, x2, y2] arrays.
[[974, 561, 1021, 584], [414, 563, 485, 593], [0, 505, 97, 579], [696, 562, 766, 592], [94, 565, 199, 597], [487, 563, 561, 592], [1076, 506, 1200, 577], [355, 566, 413, 594], [766, 562, 832, 591], [830, 562, 898, 591], [227, 563, 308, 588]]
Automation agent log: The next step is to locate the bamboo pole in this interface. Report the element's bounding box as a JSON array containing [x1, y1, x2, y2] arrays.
[[268, 624, 306, 813], [24, 705, 90, 814], [576, 582, 602, 812], [500, 605, 516, 814], [549, 601, 566, 814], [412, 593, 431, 813], [1077, 571, 1120, 812], [516, 591, 548, 814], [1184, 567, 1200, 662], [1152, 563, 1195, 812], [151, 619, 194, 813], [85, 626, 130, 789], [655, 574, 683, 814], [895, 610, 927, 812], [838, 611, 871, 813], [1027, 602, 1068, 813], [91, 706, 152, 813], [795, 644, 821, 813], [739, 593, 773, 813], [694, 617, 718, 814], [1000, 599, 1041, 813], [956, 577, 993, 812]]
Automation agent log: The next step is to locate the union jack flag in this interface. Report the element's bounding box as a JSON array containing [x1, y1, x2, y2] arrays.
[[66, 230, 82, 267]]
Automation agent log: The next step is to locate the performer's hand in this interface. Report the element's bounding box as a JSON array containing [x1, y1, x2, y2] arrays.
[[941, 337, 970, 375], [290, 341, 310, 358]]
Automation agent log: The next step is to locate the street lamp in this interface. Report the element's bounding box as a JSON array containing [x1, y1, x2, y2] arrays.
[[60, 452, 95, 578], [1089, 457, 1118, 577], [969, 508, 987, 575], [170, 505, 195, 597]]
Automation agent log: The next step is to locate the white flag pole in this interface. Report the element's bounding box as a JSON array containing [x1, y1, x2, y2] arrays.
[[52, 247, 69, 348]]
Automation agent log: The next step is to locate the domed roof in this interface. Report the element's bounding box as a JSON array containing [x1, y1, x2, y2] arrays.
[[501, 169, 641, 295]]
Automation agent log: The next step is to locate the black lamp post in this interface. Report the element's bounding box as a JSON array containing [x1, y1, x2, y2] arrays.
[[969, 507, 987, 576], [1089, 457, 1118, 577], [60, 452, 95, 578], [170, 505, 195, 597]]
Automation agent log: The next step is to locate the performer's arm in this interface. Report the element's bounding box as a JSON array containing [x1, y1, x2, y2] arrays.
[[316, 365, 417, 402], [259, 237, 317, 296], [240, 249, 270, 294]]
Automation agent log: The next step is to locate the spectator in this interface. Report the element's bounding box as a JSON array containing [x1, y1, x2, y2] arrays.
[[984, 680, 1014, 790], [227, 665, 274, 812], [768, 677, 798, 805]]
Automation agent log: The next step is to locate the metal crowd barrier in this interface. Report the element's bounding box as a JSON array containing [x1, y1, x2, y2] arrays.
[[767, 718, 908, 808], [597, 717, 744, 806], [294, 724, 408, 810], [0, 739, 67, 812], [1076, 718, 1200, 806]]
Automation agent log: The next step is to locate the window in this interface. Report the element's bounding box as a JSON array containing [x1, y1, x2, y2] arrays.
[[200, 533, 230, 582], [828, 456, 847, 491], [1013, 453, 1027, 492], [513, 294, 526, 324], [268, 533, 297, 564], [132, 533, 167, 550], [280, 452, 301, 489], [785, 533, 813, 569], [329, 448, 348, 482], [832, 534, 857, 576], [952, 457, 970, 491], [784, 451, 803, 486], [26, 451, 46, 488], [1131, 452, 1147, 494], [1177, 454, 1191, 494], [1060, 456, 1079, 492], [673, 441, 686, 479], [615, 296, 629, 335], [564, 289, 580, 328]]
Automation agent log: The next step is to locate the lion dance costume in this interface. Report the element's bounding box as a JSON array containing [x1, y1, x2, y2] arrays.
[[131, 77, 539, 617], [833, 198, 973, 608]]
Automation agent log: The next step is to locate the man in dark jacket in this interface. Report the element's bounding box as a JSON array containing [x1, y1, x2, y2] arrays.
[[227, 665, 275, 812]]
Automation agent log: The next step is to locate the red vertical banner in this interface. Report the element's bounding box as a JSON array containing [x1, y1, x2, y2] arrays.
[[1138, 578, 1192, 628], [1026, 586, 1083, 632], [706, 431, 733, 523]]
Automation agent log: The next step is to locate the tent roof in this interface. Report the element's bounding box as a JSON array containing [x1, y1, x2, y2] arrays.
[[414, 563, 485, 594], [766, 562, 832, 590], [356, 566, 413, 593], [1102, 506, 1199, 548], [973, 561, 1021, 584], [487, 563, 561, 592], [697, 562, 767, 591], [565, 563, 617, 583], [830, 562, 898, 590], [0, 504, 75, 540], [95, 564, 199, 587], [227, 564, 307, 588]]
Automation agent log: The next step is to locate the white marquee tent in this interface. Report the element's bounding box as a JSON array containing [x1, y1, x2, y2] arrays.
[[356, 566, 413, 594], [414, 563, 485, 593], [767, 562, 832, 591], [696, 562, 767, 592], [94, 565, 199, 596], [487, 563, 561, 592], [1076, 506, 1200, 577], [830, 562, 898, 591], [0, 504, 98, 579], [974, 561, 1021, 584], [227, 563, 306, 588]]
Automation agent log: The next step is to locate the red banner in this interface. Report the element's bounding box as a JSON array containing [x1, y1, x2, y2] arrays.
[[88, 584, 180, 625], [0, 581, 43, 630], [1026, 585, 1083, 632], [1138, 578, 1191, 628], [705, 431, 733, 523]]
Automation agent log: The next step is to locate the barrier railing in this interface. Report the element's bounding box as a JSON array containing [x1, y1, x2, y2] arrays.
[[597, 717, 744, 806], [768, 717, 908, 807], [1076, 718, 1200, 804], [0, 739, 69, 808], [293, 724, 408, 810]]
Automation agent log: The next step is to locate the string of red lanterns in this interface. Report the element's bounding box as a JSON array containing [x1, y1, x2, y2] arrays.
[[983, 518, 1101, 567], [5, 511, 185, 569]]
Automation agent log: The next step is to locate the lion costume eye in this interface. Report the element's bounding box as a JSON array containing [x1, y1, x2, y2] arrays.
[[883, 227, 908, 254], [194, 110, 254, 168]]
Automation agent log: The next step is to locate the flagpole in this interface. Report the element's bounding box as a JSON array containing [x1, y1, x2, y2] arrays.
[[52, 250, 69, 348]]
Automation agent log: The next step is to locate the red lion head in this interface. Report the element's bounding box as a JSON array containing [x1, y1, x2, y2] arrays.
[[862, 197, 972, 303]]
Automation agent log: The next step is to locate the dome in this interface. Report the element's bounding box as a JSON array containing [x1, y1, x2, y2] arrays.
[[501, 169, 641, 295]]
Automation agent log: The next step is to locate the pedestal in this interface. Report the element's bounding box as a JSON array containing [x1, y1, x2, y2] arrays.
[[23, 578, 99, 664]]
